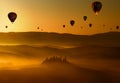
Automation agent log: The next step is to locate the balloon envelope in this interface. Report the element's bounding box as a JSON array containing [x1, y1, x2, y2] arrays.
[[89, 23, 92, 27], [116, 26, 119, 30], [70, 20, 75, 26], [8, 12, 17, 23], [37, 27, 40, 29], [92, 1, 102, 16], [83, 16, 87, 21], [63, 25, 66, 28], [5, 26, 8, 28]]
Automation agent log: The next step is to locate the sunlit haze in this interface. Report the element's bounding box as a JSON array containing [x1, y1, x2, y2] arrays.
[[0, 0, 119, 35]]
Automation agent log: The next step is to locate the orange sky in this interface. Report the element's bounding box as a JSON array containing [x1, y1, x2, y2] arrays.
[[0, 0, 120, 35]]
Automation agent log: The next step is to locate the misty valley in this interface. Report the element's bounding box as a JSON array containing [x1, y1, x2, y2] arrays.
[[0, 32, 120, 83]]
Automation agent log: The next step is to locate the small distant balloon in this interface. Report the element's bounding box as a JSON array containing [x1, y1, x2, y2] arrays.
[[83, 16, 87, 21], [92, 1, 102, 16], [37, 27, 40, 29], [70, 20, 75, 26], [116, 26, 119, 30], [103, 24, 106, 27], [8, 12, 17, 23], [89, 23, 92, 27], [81, 26, 83, 29], [5, 26, 8, 28], [63, 25, 66, 28]]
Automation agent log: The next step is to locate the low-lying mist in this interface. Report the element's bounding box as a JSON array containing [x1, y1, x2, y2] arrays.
[[0, 32, 120, 83]]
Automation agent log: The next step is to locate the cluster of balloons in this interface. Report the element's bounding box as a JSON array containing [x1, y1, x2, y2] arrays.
[[62, 1, 119, 30], [62, 18, 92, 28], [62, 15, 89, 28], [6, 1, 102, 29], [62, 1, 103, 28], [69, 19, 92, 28], [6, 1, 119, 32], [37, 27, 44, 31]]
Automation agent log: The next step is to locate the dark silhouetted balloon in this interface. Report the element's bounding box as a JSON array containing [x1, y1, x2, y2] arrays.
[[63, 25, 65, 28], [8, 12, 17, 23], [116, 26, 119, 30], [5, 26, 8, 28], [81, 26, 83, 29], [70, 20, 75, 26], [92, 1, 102, 16], [89, 23, 92, 27], [83, 16, 87, 21], [37, 27, 40, 29]]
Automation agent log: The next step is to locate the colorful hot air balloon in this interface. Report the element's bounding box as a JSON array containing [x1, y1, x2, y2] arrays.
[[8, 12, 17, 23], [83, 16, 87, 21], [70, 20, 75, 26], [92, 1, 102, 16]]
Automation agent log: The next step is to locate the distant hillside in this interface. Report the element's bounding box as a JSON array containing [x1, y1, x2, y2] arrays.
[[0, 32, 120, 47]]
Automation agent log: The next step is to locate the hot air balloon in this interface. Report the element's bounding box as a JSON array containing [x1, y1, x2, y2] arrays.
[[70, 20, 75, 26], [63, 25, 66, 28], [37, 27, 40, 29], [116, 26, 119, 30], [89, 23, 92, 27], [83, 16, 87, 21], [92, 1, 102, 16], [5, 26, 8, 28], [8, 12, 17, 23], [81, 26, 83, 29]]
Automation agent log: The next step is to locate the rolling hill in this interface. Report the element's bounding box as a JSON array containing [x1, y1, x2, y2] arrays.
[[0, 32, 120, 47]]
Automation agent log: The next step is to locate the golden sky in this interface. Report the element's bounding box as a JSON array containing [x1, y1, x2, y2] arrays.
[[0, 0, 120, 35]]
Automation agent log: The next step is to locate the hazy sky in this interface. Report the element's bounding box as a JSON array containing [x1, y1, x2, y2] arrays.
[[0, 0, 120, 34]]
